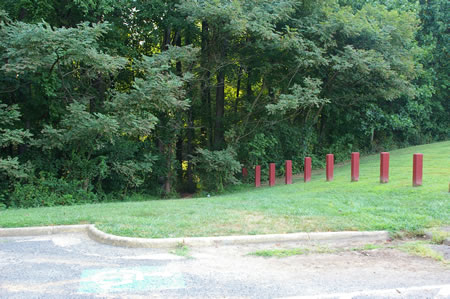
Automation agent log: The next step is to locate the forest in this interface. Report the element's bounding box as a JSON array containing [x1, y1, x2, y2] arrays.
[[0, 0, 448, 208]]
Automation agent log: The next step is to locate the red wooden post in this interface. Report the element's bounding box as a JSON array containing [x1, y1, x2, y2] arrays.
[[326, 154, 334, 181], [255, 165, 261, 187], [269, 163, 276, 187], [304, 157, 312, 182], [413, 153, 423, 187], [380, 152, 389, 183], [351, 152, 360, 182], [285, 160, 292, 185], [242, 167, 248, 178]]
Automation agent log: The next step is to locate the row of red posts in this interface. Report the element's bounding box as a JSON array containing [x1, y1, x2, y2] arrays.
[[242, 152, 424, 187]]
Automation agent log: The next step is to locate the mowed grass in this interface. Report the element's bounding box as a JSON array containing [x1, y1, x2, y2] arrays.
[[0, 141, 449, 238]]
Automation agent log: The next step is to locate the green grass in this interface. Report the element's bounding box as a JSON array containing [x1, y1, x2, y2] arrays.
[[398, 241, 449, 265], [0, 141, 449, 238], [428, 229, 450, 244], [170, 243, 192, 258], [350, 243, 384, 251], [249, 243, 385, 258], [249, 246, 333, 258], [249, 241, 449, 265], [249, 248, 312, 258]]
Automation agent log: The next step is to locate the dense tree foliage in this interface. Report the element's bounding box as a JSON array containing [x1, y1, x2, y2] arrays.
[[0, 0, 448, 206]]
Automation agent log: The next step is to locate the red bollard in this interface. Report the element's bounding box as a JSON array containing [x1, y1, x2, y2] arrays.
[[351, 152, 360, 182], [380, 152, 389, 183], [413, 153, 423, 187], [255, 165, 261, 188], [326, 154, 334, 181], [285, 160, 292, 185], [242, 167, 248, 178], [269, 163, 276, 187], [304, 157, 312, 182]]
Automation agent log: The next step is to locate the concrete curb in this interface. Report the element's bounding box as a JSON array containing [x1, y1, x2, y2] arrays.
[[0, 224, 390, 248], [0, 225, 89, 237]]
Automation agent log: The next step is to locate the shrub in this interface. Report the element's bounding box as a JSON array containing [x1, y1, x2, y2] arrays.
[[192, 147, 241, 192], [9, 174, 98, 208]]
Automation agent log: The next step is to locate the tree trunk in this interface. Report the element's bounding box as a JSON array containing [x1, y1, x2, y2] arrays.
[[214, 70, 225, 150], [185, 29, 196, 193], [246, 67, 253, 99], [213, 31, 227, 150], [91, 74, 106, 113], [176, 137, 183, 182], [234, 66, 242, 113], [175, 31, 183, 182], [201, 21, 212, 148], [162, 27, 171, 51], [160, 27, 174, 195], [186, 106, 195, 192], [164, 143, 173, 195]]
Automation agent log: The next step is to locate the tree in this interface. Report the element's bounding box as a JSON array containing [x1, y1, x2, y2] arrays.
[[0, 102, 32, 206]]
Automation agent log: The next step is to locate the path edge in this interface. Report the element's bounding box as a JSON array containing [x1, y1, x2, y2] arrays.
[[0, 224, 390, 248]]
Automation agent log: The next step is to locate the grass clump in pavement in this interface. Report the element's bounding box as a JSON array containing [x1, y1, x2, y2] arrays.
[[249, 247, 334, 258], [249, 248, 311, 258], [250, 243, 384, 258], [429, 230, 450, 245], [350, 243, 384, 251], [249, 240, 449, 265], [0, 141, 449, 238], [170, 243, 192, 258], [398, 241, 448, 265]]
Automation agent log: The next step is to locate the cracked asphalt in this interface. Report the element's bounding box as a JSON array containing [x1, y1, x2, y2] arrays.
[[0, 233, 449, 298]]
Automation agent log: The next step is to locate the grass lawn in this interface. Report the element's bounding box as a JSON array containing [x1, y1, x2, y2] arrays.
[[0, 141, 449, 238]]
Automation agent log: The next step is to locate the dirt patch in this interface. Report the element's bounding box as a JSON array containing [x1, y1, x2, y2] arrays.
[[210, 210, 295, 235], [208, 210, 337, 236], [429, 244, 450, 261], [183, 240, 450, 295]]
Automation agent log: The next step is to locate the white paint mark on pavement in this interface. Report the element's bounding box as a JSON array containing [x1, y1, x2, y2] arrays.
[[78, 266, 185, 294], [119, 254, 183, 260], [52, 236, 82, 247], [437, 285, 450, 298], [14, 237, 51, 242], [278, 284, 450, 299]]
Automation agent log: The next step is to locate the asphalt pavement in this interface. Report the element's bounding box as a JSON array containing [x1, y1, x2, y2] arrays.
[[0, 233, 449, 298]]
